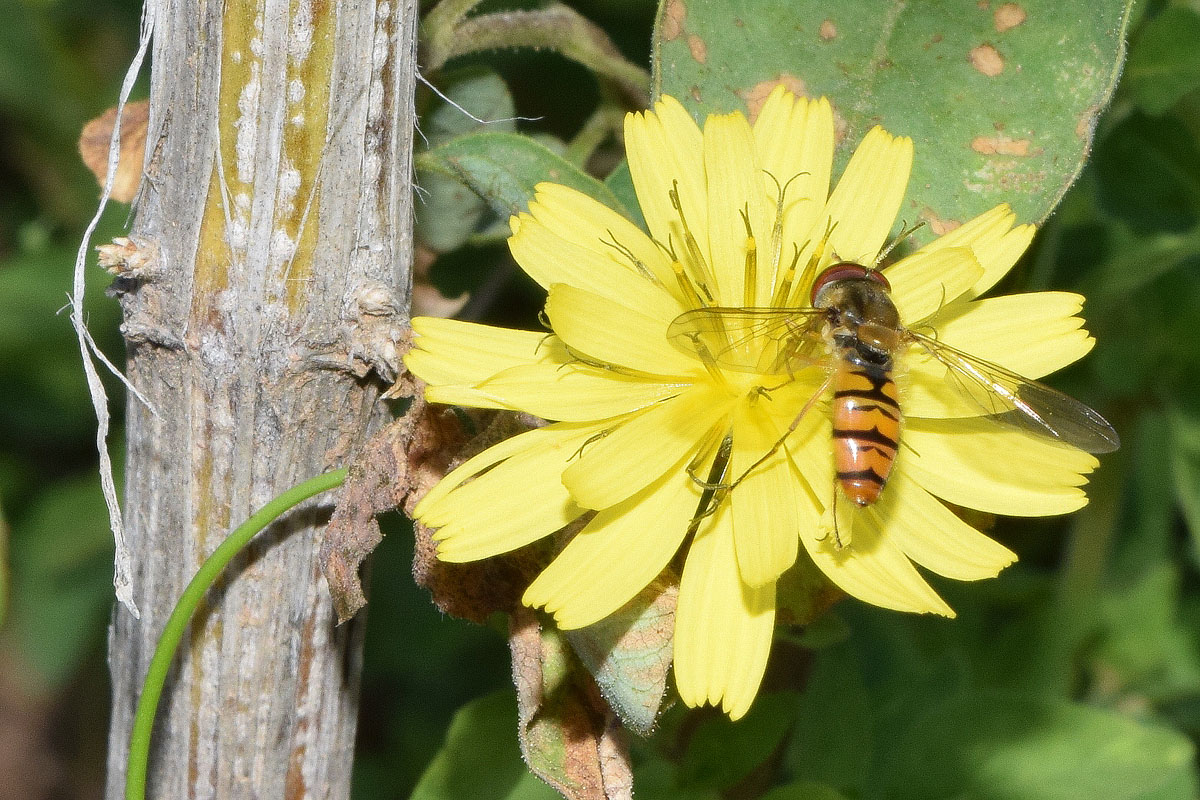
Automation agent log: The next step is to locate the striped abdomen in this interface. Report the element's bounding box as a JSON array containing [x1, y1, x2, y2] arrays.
[[831, 362, 901, 506]]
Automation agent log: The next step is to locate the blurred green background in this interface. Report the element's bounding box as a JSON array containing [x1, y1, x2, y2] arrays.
[[2, 1, 1199, 798]]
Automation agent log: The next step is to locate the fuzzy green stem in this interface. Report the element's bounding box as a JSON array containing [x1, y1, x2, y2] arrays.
[[124, 467, 349, 800]]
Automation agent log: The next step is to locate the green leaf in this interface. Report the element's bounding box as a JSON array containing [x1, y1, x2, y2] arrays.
[[1095, 563, 1200, 702], [1111, 412, 1177, 579], [653, 0, 1132, 239], [678, 691, 798, 791], [417, 131, 629, 222], [1093, 113, 1200, 234], [761, 782, 851, 800], [1124, 7, 1200, 116], [416, 69, 516, 253], [0, 243, 124, 443], [873, 693, 1199, 800], [783, 642, 872, 796], [604, 160, 647, 232], [422, 2, 650, 105], [1168, 404, 1200, 553], [6, 471, 117, 687], [409, 691, 560, 800], [0, 498, 7, 628]]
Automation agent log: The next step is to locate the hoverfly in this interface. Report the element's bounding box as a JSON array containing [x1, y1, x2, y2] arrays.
[[667, 260, 1120, 510]]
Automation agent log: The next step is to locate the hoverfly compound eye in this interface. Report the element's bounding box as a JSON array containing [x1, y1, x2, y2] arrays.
[[809, 262, 891, 305]]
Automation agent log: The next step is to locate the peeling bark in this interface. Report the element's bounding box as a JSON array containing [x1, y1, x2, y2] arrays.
[[104, 2, 417, 797]]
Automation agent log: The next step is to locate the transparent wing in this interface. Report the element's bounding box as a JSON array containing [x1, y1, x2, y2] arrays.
[[667, 307, 827, 375], [909, 331, 1120, 454]]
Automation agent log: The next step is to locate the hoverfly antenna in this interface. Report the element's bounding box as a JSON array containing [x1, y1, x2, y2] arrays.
[[872, 219, 928, 268]]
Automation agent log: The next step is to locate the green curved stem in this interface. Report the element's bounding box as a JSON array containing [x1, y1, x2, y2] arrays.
[[125, 467, 348, 800]]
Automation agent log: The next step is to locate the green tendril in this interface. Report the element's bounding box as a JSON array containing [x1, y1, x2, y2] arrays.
[[125, 467, 349, 800]]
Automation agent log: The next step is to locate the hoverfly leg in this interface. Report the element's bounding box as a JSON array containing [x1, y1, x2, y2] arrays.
[[684, 433, 734, 538], [685, 429, 733, 491], [830, 486, 849, 550], [569, 429, 611, 461], [730, 375, 833, 490]]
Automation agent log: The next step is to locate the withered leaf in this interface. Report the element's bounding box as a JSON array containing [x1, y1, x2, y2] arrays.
[[78, 98, 149, 204], [320, 395, 469, 623], [321, 397, 546, 624], [511, 607, 633, 800]]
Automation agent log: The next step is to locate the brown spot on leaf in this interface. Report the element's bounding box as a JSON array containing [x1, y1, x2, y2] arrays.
[[742, 75, 808, 121], [831, 107, 849, 143], [78, 98, 149, 203], [919, 207, 963, 236], [819, 19, 837, 40], [690, 85, 703, 103], [969, 44, 1005, 76], [971, 135, 1031, 156], [687, 33, 707, 64], [977, 0, 990, 9], [994, 3, 1027, 32], [661, 0, 686, 41], [1076, 104, 1102, 139]]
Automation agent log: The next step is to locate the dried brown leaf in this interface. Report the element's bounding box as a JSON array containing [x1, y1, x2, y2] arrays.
[[511, 607, 633, 800], [78, 99, 149, 203], [320, 394, 469, 623]]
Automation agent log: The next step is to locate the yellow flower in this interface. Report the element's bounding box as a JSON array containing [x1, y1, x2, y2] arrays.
[[405, 87, 1111, 719]]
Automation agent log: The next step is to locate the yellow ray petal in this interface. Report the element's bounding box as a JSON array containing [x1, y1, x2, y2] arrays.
[[885, 246, 984, 324], [901, 417, 1099, 516], [822, 127, 913, 265], [868, 470, 1016, 581], [674, 506, 776, 720], [625, 96, 706, 258], [924, 292, 1093, 375], [509, 210, 683, 323], [406, 317, 550, 394], [730, 400, 800, 587], [474, 359, 686, 421], [703, 110, 772, 306], [788, 429, 956, 616], [417, 424, 597, 560], [523, 469, 701, 629], [801, 503, 956, 616], [545, 283, 701, 377], [914, 203, 1035, 297], [753, 89, 834, 277], [562, 385, 734, 510], [526, 181, 678, 290], [901, 292, 1097, 419]]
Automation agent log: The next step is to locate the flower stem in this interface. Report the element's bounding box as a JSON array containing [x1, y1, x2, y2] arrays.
[[124, 467, 348, 800]]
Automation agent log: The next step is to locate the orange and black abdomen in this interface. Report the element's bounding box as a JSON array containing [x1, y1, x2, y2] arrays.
[[831, 362, 901, 506]]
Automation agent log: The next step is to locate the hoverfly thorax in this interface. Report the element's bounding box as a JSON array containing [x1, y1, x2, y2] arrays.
[[811, 263, 903, 369]]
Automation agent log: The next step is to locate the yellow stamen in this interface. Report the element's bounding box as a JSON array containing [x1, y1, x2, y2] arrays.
[[770, 244, 805, 309], [740, 207, 757, 308], [602, 231, 665, 288], [791, 218, 838, 307], [669, 182, 717, 303]]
